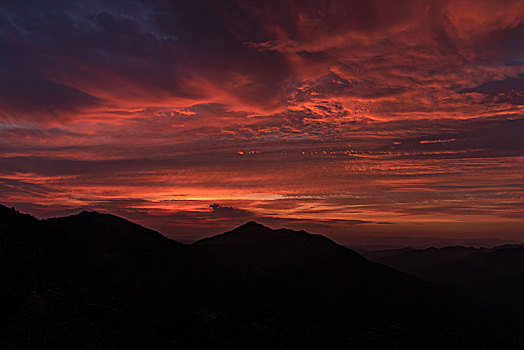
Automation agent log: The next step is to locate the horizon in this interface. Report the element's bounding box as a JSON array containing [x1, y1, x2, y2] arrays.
[[3, 204, 522, 249], [1, 0, 523, 242]]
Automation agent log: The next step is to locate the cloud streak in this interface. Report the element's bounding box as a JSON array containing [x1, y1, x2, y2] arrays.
[[0, 0, 523, 241]]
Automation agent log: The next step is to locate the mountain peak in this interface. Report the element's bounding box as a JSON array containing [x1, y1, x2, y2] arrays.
[[194, 221, 344, 252], [194, 221, 274, 246], [0, 204, 38, 222], [77, 210, 103, 216], [236, 221, 268, 230], [73, 210, 124, 222]]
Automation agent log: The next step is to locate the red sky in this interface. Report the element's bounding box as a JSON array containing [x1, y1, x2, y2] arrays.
[[1, 0, 523, 243]]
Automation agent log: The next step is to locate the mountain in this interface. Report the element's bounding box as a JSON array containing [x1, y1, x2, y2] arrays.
[[348, 237, 523, 250], [361, 246, 480, 276], [1, 207, 183, 295], [1, 205, 522, 349], [42, 210, 183, 288], [191, 221, 424, 305], [0, 206, 188, 349], [363, 245, 524, 318]]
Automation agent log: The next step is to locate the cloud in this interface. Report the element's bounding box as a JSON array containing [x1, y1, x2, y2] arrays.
[[461, 74, 524, 105], [0, 0, 523, 240], [209, 203, 254, 218]]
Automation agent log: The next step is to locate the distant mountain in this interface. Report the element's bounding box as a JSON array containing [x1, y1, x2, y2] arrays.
[[347, 236, 522, 250], [1, 205, 522, 349], [361, 246, 480, 275], [363, 245, 524, 318]]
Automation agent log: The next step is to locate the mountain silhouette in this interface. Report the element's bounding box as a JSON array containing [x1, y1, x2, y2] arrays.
[[196, 220, 350, 248], [361, 246, 480, 275], [191, 221, 426, 306], [364, 245, 524, 318], [1, 205, 522, 349]]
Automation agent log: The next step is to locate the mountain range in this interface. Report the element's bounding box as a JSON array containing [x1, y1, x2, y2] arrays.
[[362, 244, 524, 318], [1, 205, 523, 349]]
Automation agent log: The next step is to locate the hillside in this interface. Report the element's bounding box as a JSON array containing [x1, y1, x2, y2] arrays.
[[0, 206, 521, 349]]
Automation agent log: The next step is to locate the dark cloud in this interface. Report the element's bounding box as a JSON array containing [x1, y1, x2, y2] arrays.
[[462, 74, 524, 105], [0, 0, 292, 122], [209, 203, 253, 218]]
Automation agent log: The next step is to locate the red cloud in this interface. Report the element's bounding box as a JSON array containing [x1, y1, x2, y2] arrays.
[[0, 0, 523, 240]]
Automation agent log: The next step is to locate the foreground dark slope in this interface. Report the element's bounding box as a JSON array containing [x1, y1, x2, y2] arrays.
[[1, 206, 522, 349]]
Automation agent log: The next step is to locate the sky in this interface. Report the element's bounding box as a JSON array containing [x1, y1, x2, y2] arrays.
[[0, 0, 523, 244]]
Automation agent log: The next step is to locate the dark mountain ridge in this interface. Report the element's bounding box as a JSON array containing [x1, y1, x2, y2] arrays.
[[364, 244, 524, 317], [1, 205, 522, 349], [189, 221, 429, 309]]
